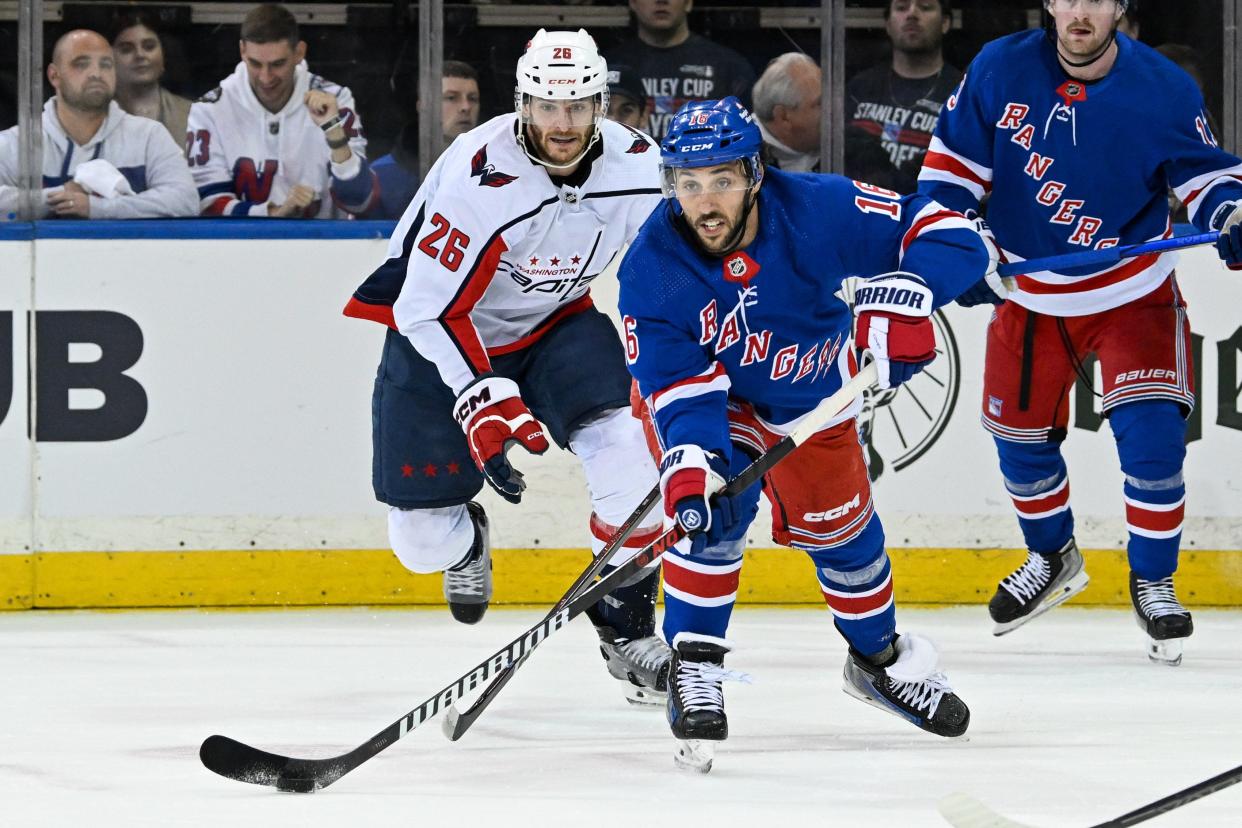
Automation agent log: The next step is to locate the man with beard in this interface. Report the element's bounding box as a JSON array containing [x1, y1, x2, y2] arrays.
[[0, 29, 196, 219], [344, 30, 676, 707], [366, 61, 482, 219], [846, 0, 961, 193], [919, 0, 1242, 665], [187, 3, 378, 218], [617, 97, 993, 772]]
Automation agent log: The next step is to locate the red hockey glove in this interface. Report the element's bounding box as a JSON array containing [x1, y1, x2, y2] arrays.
[[454, 375, 549, 503], [854, 272, 937, 390]]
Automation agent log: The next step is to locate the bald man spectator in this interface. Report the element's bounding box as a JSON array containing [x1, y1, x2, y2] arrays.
[[845, 0, 961, 193], [0, 29, 197, 220], [611, 0, 755, 139], [752, 53, 822, 173]]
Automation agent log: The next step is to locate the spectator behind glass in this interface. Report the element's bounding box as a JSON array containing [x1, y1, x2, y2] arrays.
[[1118, 4, 1140, 40], [611, 0, 755, 139], [0, 29, 197, 220], [606, 64, 651, 131], [845, 0, 962, 193], [111, 13, 192, 144], [186, 3, 378, 218], [752, 53, 821, 173], [365, 61, 480, 220]]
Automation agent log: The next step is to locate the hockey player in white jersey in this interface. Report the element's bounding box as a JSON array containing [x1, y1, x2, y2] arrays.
[[186, 4, 378, 218], [345, 29, 672, 704]]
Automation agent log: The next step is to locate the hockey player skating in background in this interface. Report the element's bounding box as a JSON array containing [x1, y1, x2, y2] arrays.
[[345, 30, 673, 704], [618, 97, 994, 771], [919, 0, 1242, 665]]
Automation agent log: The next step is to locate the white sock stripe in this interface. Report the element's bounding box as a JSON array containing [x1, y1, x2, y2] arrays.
[[663, 582, 737, 607], [1014, 502, 1071, 520], [819, 571, 892, 599], [662, 551, 744, 575], [1128, 524, 1183, 540], [1123, 495, 1186, 512]]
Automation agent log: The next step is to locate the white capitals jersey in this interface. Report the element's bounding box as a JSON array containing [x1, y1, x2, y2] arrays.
[[186, 61, 372, 217], [346, 115, 663, 394]]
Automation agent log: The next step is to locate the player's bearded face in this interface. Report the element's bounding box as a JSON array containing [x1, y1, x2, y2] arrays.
[[1048, 0, 1122, 58], [525, 97, 597, 165], [671, 162, 753, 254]]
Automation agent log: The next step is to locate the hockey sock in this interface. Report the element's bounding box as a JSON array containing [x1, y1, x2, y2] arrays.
[[661, 539, 743, 642], [1111, 401, 1187, 581], [587, 564, 661, 641], [995, 437, 1074, 554], [811, 521, 896, 657]]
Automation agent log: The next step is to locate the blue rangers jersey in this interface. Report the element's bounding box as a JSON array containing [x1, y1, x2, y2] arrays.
[[919, 30, 1242, 316], [618, 168, 989, 460]]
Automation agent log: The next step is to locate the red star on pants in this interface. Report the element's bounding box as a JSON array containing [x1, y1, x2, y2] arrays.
[[550, 256, 560, 266], [446, 461, 461, 475], [400, 463, 414, 478], [423, 463, 438, 477], [570, 255, 581, 264]]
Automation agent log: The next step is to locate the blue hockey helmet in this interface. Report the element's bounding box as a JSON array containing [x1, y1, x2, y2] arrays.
[[659, 97, 764, 198]]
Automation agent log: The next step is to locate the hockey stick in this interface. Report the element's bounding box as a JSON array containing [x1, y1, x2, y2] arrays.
[[997, 231, 1219, 279], [441, 483, 662, 741], [199, 362, 877, 793], [938, 761, 1242, 828]]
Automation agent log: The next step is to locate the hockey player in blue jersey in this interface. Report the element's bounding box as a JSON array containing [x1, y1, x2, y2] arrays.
[[919, 0, 1242, 665], [618, 97, 995, 771]]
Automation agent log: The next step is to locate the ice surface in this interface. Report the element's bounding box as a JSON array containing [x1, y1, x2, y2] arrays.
[[5, 606, 1240, 827]]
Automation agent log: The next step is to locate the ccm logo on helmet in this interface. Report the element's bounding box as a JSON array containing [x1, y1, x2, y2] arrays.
[[803, 493, 861, 522], [681, 144, 717, 152], [548, 79, 577, 85]]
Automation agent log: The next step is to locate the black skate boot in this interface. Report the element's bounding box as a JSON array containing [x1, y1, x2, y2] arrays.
[[1130, 573, 1194, 666], [989, 537, 1089, 635], [443, 502, 491, 625], [667, 633, 748, 773], [842, 633, 970, 738]]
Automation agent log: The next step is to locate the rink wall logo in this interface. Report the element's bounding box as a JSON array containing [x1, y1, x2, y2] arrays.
[[0, 311, 148, 441]]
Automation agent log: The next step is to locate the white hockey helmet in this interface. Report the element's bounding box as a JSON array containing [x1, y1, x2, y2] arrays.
[[514, 28, 609, 170]]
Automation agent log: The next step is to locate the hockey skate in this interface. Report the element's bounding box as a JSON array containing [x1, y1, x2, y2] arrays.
[[989, 537, 1089, 635], [443, 502, 491, 625], [1131, 573, 1194, 666], [667, 633, 750, 773], [594, 625, 671, 706], [842, 633, 970, 738]]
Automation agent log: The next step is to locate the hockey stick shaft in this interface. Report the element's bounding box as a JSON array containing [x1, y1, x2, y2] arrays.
[[200, 363, 876, 793], [442, 483, 663, 740], [997, 231, 1219, 279]]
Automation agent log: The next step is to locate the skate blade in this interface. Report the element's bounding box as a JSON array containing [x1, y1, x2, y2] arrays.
[[992, 570, 1090, 636], [623, 685, 667, 708], [1146, 636, 1184, 667], [674, 739, 714, 773]]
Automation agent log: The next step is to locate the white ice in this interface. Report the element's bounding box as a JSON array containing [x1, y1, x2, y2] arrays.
[[5, 606, 1241, 827]]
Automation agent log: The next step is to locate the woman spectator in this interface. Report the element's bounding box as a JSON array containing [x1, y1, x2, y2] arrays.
[[111, 14, 192, 144]]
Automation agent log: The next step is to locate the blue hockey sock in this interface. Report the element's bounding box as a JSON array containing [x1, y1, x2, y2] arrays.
[[995, 437, 1074, 554]]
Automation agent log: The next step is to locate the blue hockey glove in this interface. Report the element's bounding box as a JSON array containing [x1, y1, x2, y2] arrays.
[[1210, 201, 1242, 270], [853, 272, 937, 390], [659, 444, 746, 552]]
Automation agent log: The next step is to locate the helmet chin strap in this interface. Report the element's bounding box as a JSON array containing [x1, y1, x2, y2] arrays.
[[518, 121, 602, 171]]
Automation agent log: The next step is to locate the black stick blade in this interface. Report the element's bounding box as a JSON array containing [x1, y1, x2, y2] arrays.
[[200, 735, 292, 788]]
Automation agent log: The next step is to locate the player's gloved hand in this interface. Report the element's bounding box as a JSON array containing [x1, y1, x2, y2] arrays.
[[1210, 200, 1242, 270], [956, 216, 1009, 307], [854, 272, 937, 390], [659, 444, 742, 552], [453, 374, 550, 504]]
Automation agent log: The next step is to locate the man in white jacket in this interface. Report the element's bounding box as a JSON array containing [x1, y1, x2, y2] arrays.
[[0, 29, 197, 220], [186, 3, 378, 218]]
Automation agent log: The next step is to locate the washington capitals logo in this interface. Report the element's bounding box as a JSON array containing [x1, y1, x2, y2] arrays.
[[470, 145, 518, 188], [626, 137, 650, 154]]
